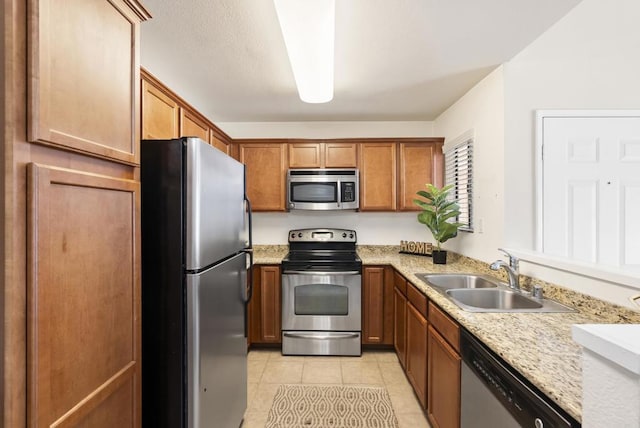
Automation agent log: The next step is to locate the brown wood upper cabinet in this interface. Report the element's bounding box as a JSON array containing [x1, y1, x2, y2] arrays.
[[238, 143, 288, 211], [362, 266, 394, 345], [288, 142, 358, 168], [359, 143, 398, 211], [142, 78, 180, 140], [398, 141, 444, 211], [179, 108, 210, 142], [28, 0, 148, 165]]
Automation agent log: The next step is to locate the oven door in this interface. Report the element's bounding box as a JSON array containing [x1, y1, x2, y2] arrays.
[[281, 272, 361, 332]]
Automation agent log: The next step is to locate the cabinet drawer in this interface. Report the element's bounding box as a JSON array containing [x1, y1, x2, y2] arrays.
[[393, 270, 407, 295], [428, 302, 460, 352], [407, 282, 427, 316]]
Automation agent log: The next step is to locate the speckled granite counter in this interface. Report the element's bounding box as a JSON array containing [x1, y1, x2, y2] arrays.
[[252, 244, 640, 422]]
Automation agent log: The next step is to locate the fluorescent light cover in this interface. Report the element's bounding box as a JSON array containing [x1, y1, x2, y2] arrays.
[[274, 0, 335, 103]]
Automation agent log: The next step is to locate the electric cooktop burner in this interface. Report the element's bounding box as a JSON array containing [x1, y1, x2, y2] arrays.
[[282, 228, 361, 273]]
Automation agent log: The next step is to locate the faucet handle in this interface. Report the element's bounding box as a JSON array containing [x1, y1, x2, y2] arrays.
[[498, 248, 519, 270]]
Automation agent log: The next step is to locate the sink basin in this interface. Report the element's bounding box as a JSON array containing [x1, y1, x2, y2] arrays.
[[416, 273, 500, 290], [415, 273, 575, 313], [446, 289, 542, 310]]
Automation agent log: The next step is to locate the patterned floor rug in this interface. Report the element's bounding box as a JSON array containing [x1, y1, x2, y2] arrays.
[[265, 384, 399, 428]]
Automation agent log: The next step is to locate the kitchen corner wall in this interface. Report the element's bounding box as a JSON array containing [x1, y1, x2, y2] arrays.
[[433, 0, 640, 309]]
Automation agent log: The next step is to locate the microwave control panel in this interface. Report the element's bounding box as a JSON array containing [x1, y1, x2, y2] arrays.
[[341, 182, 356, 202]]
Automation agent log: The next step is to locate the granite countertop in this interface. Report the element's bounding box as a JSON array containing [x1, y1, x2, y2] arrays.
[[253, 244, 640, 422]]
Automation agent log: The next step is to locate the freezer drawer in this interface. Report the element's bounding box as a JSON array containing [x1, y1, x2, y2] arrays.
[[186, 252, 248, 428]]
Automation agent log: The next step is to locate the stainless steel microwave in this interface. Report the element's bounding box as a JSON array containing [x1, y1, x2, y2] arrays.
[[287, 169, 359, 211]]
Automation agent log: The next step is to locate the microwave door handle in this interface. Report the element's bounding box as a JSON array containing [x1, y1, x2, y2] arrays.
[[336, 181, 341, 208]]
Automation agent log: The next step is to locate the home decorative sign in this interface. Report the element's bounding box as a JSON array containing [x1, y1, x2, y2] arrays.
[[399, 240, 433, 257]]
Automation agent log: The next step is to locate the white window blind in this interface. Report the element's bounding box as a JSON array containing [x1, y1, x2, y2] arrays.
[[445, 139, 473, 232]]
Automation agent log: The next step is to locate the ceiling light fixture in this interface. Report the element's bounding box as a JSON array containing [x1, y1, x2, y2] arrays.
[[273, 0, 335, 104]]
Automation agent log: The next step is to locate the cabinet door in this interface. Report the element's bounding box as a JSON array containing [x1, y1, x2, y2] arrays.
[[428, 326, 461, 428], [325, 142, 358, 168], [289, 142, 323, 168], [141, 79, 180, 140], [406, 302, 428, 408], [359, 143, 397, 211], [259, 266, 282, 343], [393, 287, 407, 369], [27, 164, 141, 427], [179, 108, 209, 142], [362, 267, 385, 344], [28, 0, 143, 164], [398, 142, 444, 211], [210, 132, 230, 155], [239, 144, 288, 211]]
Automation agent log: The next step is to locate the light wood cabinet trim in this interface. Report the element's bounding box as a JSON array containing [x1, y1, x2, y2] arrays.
[[428, 302, 460, 352], [407, 282, 428, 316], [427, 325, 461, 428], [324, 142, 358, 168], [210, 131, 229, 155], [179, 108, 210, 142], [28, 0, 148, 165], [27, 163, 141, 427]]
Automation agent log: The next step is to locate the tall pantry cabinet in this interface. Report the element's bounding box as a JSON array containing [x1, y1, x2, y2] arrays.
[[2, 1, 150, 427]]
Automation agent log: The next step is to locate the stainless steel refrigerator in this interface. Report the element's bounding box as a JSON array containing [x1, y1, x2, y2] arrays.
[[141, 137, 253, 428]]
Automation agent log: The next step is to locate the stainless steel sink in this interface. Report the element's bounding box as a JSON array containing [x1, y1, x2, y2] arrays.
[[416, 273, 500, 290], [446, 288, 542, 310], [417, 273, 575, 313]]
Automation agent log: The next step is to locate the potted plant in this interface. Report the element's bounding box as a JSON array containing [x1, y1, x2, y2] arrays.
[[413, 184, 464, 264]]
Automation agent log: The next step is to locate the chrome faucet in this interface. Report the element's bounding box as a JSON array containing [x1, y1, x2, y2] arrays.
[[490, 248, 520, 291]]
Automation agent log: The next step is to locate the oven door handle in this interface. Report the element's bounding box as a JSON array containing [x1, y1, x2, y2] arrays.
[[282, 270, 360, 276], [283, 332, 360, 340]]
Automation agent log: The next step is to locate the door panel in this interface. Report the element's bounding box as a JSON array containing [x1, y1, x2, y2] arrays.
[[27, 163, 140, 427], [542, 116, 640, 268]]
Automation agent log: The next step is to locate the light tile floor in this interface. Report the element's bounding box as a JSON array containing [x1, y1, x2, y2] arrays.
[[243, 349, 431, 428]]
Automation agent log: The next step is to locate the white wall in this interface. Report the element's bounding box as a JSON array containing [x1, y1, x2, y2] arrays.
[[503, 0, 640, 249], [502, 0, 640, 308], [216, 121, 434, 139], [221, 121, 437, 245], [253, 211, 430, 245], [433, 66, 505, 263]]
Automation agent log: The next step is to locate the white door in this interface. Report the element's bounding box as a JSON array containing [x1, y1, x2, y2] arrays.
[[542, 115, 640, 269]]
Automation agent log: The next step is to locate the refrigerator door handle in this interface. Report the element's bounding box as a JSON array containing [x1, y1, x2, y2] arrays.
[[243, 249, 254, 304]]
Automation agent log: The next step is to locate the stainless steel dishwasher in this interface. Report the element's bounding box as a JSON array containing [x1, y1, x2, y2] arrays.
[[460, 329, 581, 428]]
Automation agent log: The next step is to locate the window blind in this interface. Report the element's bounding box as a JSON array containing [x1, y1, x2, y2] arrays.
[[445, 139, 473, 232]]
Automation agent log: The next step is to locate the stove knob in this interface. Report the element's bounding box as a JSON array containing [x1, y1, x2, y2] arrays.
[[290, 233, 295, 239], [349, 233, 354, 238], [342, 233, 347, 238], [298, 233, 302, 238]]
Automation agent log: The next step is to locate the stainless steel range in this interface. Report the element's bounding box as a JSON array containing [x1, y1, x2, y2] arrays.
[[281, 228, 362, 356]]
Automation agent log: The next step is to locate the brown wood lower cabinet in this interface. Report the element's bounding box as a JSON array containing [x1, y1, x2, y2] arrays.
[[405, 301, 428, 408], [248, 265, 282, 344], [362, 266, 394, 345], [427, 325, 461, 428], [393, 272, 408, 368]]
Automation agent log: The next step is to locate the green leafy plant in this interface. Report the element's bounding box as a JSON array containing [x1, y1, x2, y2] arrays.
[[413, 184, 464, 251]]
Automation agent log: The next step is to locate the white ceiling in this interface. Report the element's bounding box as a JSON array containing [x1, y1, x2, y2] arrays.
[[140, 0, 581, 123]]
